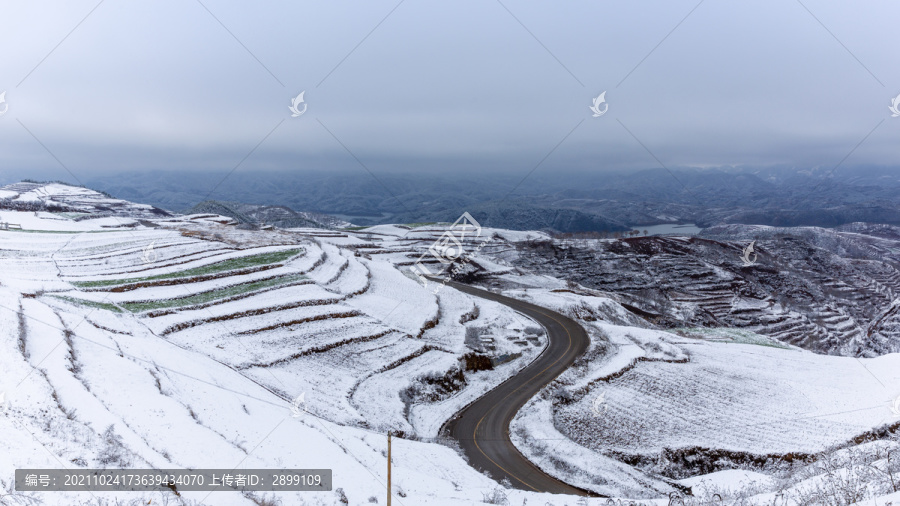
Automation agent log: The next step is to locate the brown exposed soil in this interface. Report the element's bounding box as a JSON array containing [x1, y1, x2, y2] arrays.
[[243, 329, 399, 369], [160, 298, 344, 335]]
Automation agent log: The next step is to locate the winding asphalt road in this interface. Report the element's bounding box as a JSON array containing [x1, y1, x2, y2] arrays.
[[438, 279, 594, 496]]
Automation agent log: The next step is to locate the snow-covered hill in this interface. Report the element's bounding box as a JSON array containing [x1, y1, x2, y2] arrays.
[[0, 199, 580, 505], [495, 225, 900, 357], [2, 183, 900, 505], [187, 200, 351, 230], [346, 221, 900, 504], [0, 182, 171, 220]]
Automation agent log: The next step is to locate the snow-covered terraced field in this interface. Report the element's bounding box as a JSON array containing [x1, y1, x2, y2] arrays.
[[147, 284, 342, 333], [344, 258, 438, 337], [246, 332, 431, 426], [67, 246, 303, 288], [53, 236, 232, 277], [558, 332, 899, 456], [0, 182, 168, 223], [2, 207, 579, 505], [318, 222, 900, 497], [324, 249, 371, 296], [6, 197, 900, 505], [304, 243, 349, 286], [3, 281, 534, 505], [489, 288, 900, 499]]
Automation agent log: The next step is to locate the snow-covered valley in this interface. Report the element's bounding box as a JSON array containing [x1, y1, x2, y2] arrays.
[[2, 182, 900, 505]]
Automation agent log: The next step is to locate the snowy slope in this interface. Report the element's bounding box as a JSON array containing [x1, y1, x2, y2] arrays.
[[0, 182, 170, 219], [4, 187, 900, 505], [0, 205, 578, 505]]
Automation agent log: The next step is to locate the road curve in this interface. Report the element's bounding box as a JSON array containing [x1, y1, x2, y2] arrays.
[[438, 279, 594, 496]]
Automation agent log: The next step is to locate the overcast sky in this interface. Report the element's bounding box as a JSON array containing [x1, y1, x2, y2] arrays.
[[1, 0, 898, 183]]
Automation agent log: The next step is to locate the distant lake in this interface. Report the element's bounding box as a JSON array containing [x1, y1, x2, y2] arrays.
[[631, 223, 703, 236]]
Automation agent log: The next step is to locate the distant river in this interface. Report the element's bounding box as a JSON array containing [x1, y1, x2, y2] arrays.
[[631, 223, 703, 236]]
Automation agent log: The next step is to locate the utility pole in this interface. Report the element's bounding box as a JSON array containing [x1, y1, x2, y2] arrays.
[[387, 432, 392, 506]]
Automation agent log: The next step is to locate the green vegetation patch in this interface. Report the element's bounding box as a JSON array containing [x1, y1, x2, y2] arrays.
[[404, 222, 443, 228], [72, 248, 303, 288], [51, 295, 123, 313], [122, 274, 306, 312], [674, 327, 791, 349]]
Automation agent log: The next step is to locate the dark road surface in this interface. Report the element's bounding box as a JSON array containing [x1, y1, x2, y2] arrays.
[[438, 279, 594, 496]]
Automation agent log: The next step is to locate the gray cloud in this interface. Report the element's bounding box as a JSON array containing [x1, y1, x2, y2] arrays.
[[1, 0, 898, 182]]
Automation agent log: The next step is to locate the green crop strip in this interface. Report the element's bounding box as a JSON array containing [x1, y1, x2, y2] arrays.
[[72, 248, 303, 288], [404, 222, 441, 228], [122, 274, 307, 312], [675, 327, 791, 349], [51, 296, 123, 313]]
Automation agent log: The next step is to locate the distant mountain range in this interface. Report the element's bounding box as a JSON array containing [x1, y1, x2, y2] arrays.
[[34, 164, 900, 232], [187, 200, 351, 229]]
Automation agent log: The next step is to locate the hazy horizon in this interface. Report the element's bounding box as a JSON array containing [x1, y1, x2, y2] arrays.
[[1, 0, 898, 191]]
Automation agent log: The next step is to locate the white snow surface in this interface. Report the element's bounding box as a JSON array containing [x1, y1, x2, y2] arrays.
[[3, 201, 899, 505], [0, 211, 579, 505], [487, 285, 900, 499]]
